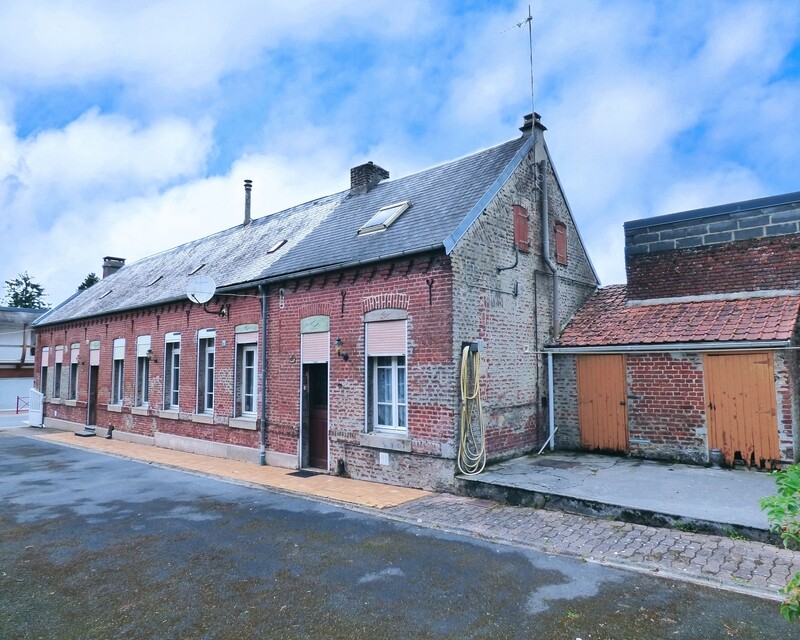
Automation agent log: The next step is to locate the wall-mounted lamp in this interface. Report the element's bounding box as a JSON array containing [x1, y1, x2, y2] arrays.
[[146, 349, 158, 363], [334, 337, 349, 362]]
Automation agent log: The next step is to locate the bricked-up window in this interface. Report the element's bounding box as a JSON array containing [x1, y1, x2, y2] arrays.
[[365, 319, 407, 435], [40, 347, 49, 397], [555, 220, 568, 265], [111, 338, 125, 405], [513, 204, 530, 252], [68, 343, 80, 400], [164, 332, 181, 410], [135, 335, 151, 407], [53, 345, 64, 398], [197, 329, 216, 414]]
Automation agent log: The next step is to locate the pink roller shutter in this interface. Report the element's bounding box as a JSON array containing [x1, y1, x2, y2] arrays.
[[366, 320, 406, 356], [302, 332, 329, 363]]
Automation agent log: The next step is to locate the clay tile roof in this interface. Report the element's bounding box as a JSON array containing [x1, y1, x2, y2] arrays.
[[557, 285, 800, 347]]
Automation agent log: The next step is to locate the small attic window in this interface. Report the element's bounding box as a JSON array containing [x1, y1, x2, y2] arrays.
[[268, 239, 287, 254], [98, 290, 112, 299], [188, 264, 206, 275], [358, 201, 411, 235], [146, 275, 163, 287]]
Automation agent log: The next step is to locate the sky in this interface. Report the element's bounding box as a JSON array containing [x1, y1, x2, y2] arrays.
[[1, 0, 799, 307]]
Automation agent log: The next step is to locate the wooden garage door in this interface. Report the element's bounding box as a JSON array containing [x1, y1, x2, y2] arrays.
[[705, 353, 779, 468], [576, 355, 628, 453]]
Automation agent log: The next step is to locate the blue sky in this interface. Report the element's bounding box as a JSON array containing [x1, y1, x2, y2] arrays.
[[1, 0, 799, 306]]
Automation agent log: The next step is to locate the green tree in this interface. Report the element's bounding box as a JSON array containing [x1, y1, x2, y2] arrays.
[[761, 464, 800, 621], [4, 272, 47, 309], [78, 272, 100, 291]]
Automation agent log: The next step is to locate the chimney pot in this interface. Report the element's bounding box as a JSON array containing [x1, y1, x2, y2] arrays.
[[350, 161, 389, 195], [520, 112, 547, 137], [102, 256, 126, 278], [244, 179, 252, 226]]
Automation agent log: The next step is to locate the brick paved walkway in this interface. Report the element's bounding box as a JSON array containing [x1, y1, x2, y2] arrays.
[[388, 493, 800, 601]]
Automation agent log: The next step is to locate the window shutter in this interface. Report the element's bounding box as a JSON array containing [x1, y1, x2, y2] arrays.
[[513, 205, 530, 253], [136, 336, 151, 357], [54, 346, 64, 364], [555, 221, 568, 265], [302, 332, 329, 363], [71, 344, 80, 364], [113, 338, 125, 360], [366, 320, 406, 356]]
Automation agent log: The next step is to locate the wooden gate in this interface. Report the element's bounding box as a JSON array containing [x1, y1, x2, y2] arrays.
[[576, 355, 628, 453], [705, 353, 779, 467]]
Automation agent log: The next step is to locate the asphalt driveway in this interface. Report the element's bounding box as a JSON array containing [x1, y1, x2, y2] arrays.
[[0, 433, 793, 639]]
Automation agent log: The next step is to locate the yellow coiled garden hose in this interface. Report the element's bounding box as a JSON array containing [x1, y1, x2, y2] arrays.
[[458, 344, 486, 475]]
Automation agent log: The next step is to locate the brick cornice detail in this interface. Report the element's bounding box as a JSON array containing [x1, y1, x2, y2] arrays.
[[362, 293, 409, 314]]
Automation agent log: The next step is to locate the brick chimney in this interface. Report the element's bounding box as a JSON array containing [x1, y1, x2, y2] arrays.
[[102, 256, 126, 278], [519, 112, 547, 137], [350, 162, 389, 195], [243, 179, 252, 226]]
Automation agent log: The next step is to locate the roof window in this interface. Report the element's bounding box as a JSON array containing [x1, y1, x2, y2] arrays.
[[146, 275, 163, 287], [358, 201, 411, 236], [267, 239, 287, 254], [188, 264, 206, 275], [98, 290, 112, 299]]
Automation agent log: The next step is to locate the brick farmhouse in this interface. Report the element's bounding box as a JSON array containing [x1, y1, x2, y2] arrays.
[[32, 114, 598, 490], [550, 192, 800, 469]]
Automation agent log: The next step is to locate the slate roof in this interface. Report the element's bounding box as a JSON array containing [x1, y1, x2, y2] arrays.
[[556, 285, 800, 347], [35, 135, 531, 327]]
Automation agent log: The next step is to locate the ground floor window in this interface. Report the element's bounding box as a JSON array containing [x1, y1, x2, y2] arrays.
[[164, 333, 181, 410], [237, 343, 257, 416], [111, 338, 125, 405], [369, 355, 407, 433], [197, 330, 215, 413]]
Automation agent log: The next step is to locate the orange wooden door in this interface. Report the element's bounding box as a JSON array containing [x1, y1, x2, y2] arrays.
[[705, 353, 779, 467], [576, 355, 628, 453]]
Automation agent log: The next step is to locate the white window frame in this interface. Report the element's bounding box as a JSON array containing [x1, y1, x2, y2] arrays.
[[370, 355, 407, 434], [135, 335, 151, 407], [237, 343, 257, 417], [364, 317, 408, 436], [68, 343, 80, 400], [164, 333, 181, 410], [53, 345, 64, 398], [197, 329, 216, 414], [111, 338, 125, 405], [40, 347, 49, 397]]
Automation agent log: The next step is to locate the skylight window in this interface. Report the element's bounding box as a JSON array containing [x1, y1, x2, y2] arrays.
[[358, 201, 411, 236], [267, 239, 287, 254], [188, 264, 206, 275], [146, 275, 163, 287], [99, 290, 112, 299]]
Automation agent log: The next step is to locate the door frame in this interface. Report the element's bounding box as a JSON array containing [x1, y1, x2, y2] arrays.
[[298, 320, 330, 470], [576, 354, 629, 453]]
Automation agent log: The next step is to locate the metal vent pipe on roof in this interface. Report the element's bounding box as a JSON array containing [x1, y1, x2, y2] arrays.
[[244, 179, 253, 226]]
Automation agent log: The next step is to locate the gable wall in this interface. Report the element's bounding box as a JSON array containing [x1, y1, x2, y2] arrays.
[[450, 146, 597, 462]]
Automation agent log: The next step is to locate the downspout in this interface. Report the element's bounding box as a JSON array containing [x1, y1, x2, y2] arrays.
[[19, 323, 28, 366], [540, 159, 559, 451], [258, 285, 268, 466]]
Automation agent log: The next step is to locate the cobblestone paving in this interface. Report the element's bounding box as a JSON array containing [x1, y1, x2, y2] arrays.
[[388, 493, 800, 601]]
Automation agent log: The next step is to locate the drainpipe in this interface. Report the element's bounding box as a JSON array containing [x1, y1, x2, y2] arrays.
[[540, 159, 559, 452], [259, 284, 268, 466], [19, 323, 28, 366]]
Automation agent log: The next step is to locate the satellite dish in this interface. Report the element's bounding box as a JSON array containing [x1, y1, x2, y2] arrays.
[[187, 275, 216, 304]]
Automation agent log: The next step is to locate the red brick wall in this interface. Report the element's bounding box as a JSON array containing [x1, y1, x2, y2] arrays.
[[35, 254, 457, 490], [625, 353, 707, 464], [626, 235, 800, 300]]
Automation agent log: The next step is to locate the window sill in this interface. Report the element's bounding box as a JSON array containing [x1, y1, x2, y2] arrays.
[[359, 432, 412, 452], [159, 410, 181, 420], [229, 416, 258, 431], [107, 404, 123, 413], [50, 398, 62, 405], [131, 406, 149, 416], [191, 413, 214, 425], [65, 400, 78, 407]]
